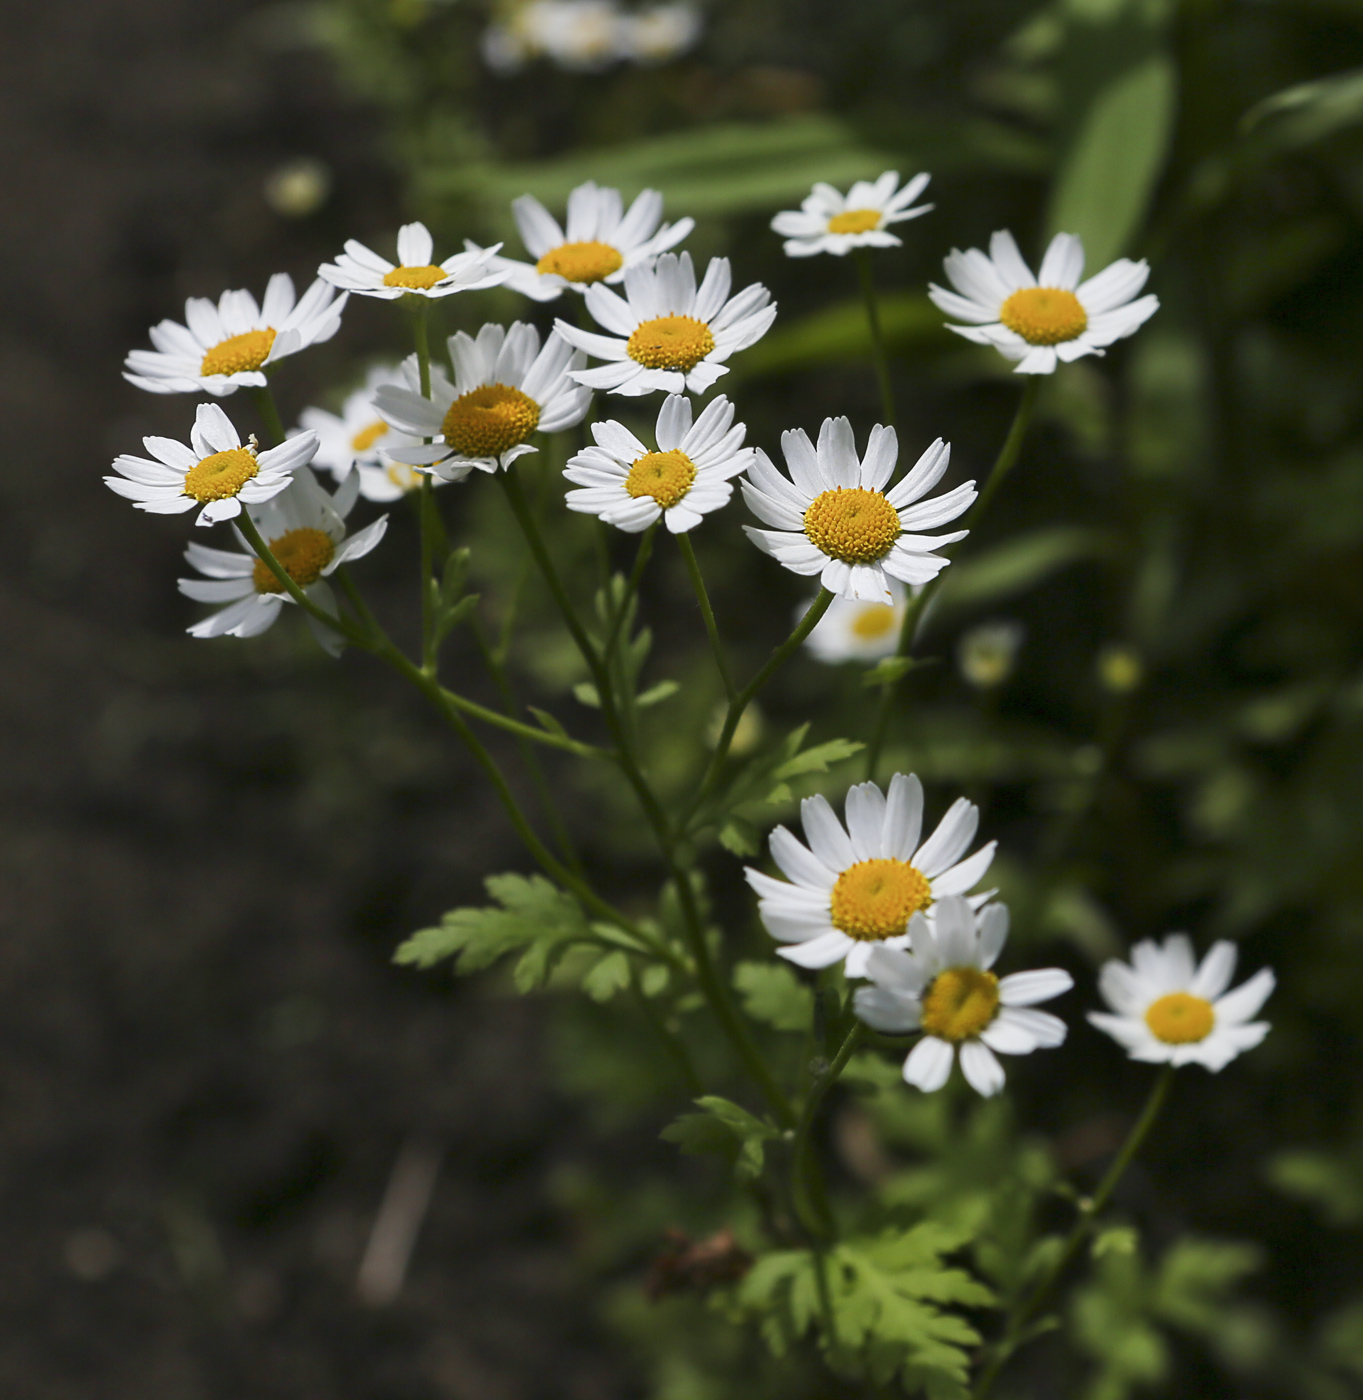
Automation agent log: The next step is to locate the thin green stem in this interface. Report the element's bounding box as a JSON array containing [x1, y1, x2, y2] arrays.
[[864, 378, 1039, 781], [856, 250, 895, 427], [248, 385, 287, 449], [603, 523, 657, 661], [677, 532, 737, 705], [792, 1022, 865, 1236], [971, 1066, 1175, 1400]]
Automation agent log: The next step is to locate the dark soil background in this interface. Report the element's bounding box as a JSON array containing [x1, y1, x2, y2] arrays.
[[0, 4, 616, 1395]]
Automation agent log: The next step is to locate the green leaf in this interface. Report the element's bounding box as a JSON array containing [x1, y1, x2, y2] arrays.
[[1093, 1226, 1139, 1259], [1046, 53, 1176, 267], [733, 961, 814, 1033], [1241, 65, 1363, 149], [581, 949, 630, 1002], [1268, 1147, 1363, 1226], [772, 736, 864, 781], [660, 1095, 781, 1181], [936, 527, 1115, 612], [718, 816, 762, 857], [636, 679, 680, 708], [572, 682, 601, 708], [526, 706, 568, 739], [861, 656, 934, 688]]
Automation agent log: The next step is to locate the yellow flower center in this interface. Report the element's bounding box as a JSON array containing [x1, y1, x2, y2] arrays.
[[252, 527, 336, 594], [627, 315, 716, 372], [385, 462, 423, 492], [1144, 992, 1215, 1045], [535, 241, 624, 284], [382, 264, 449, 291], [803, 487, 901, 564], [999, 287, 1088, 346], [828, 208, 882, 235], [850, 603, 897, 640], [830, 858, 931, 941], [182, 447, 259, 503], [199, 328, 277, 378], [920, 967, 1000, 1043], [351, 421, 387, 453], [624, 450, 697, 509], [441, 384, 541, 459]]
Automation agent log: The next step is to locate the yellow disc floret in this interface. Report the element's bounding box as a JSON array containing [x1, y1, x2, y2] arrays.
[[536, 241, 625, 284], [850, 604, 897, 640], [627, 316, 716, 372], [1144, 992, 1214, 1045], [830, 858, 932, 942], [803, 487, 900, 564], [351, 421, 387, 453], [200, 329, 277, 378], [828, 209, 882, 235], [252, 527, 336, 594], [624, 450, 697, 509], [385, 462, 423, 493], [440, 384, 541, 459], [382, 264, 449, 291], [183, 448, 259, 503], [999, 287, 1088, 346], [921, 967, 1000, 1042]]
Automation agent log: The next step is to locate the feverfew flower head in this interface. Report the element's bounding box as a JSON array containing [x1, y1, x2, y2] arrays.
[[803, 580, 909, 665], [619, 3, 702, 63], [564, 393, 753, 534], [1088, 935, 1274, 1071], [772, 172, 932, 258], [123, 273, 346, 397], [744, 773, 997, 978], [929, 230, 1158, 375], [482, 0, 624, 73], [854, 897, 1073, 1097], [471, 182, 693, 302], [555, 251, 776, 397], [319, 223, 509, 301], [742, 419, 975, 604], [374, 323, 590, 480], [105, 403, 316, 526], [178, 468, 387, 657]]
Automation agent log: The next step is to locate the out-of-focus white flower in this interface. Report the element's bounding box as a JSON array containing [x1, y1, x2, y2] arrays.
[[1089, 935, 1274, 1071], [772, 172, 932, 258], [619, 3, 702, 64], [742, 419, 974, 604], [928, 231, 1158, 375], [555, 252, 776, 397], [745, 773, 997, 978], [481, 0, 700, 72], [263, 158, 332, 219], [803, 580, 909, 664], [854, 897, 1072, 1097], [178, 467, 387, 656], [470, 182, 693, 303], [319, 223, 509, 302], [123, 275, 346, 397], [106, 403, 315, 526], [958, 620, 1024, 689]]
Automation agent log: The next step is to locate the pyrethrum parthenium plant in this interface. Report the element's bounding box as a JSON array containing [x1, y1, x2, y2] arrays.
[[111, 176, 1274, 1398]]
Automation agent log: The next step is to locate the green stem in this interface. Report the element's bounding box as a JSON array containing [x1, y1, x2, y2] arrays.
[[856, 250, 895, 427], [236, 513, 364, 646], [408, 301, 441, 671], [248, 385, 287, 449], [677, 532, 737, 705], [603, 523, 657, 661], [792, 1022, 865, 1236], [864, 378, 1039, 781], [971, 1066, 1175, 1400]]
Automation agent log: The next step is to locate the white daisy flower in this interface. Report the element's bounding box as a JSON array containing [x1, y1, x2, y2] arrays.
[[1088, 935, 1274, 1072], [741, 419, 975, 604], [482, 0, 623, 73], [771, 171, 932, 259], [928, 230, 1159, 375], [563, 393, 752, 534], [373, 323, 591, 480], [854, 897, 1072, 1098], [105, 403, 316, 526], [469, 182, 694, 303], [744, 773, 998, 978], [619, 3, 702, 64], [123, 274, 347, 397], [554, 251, 776, 398], [802, 580, 910, 665], [318, 222, 509, 301], [177, 467, 387, 657]]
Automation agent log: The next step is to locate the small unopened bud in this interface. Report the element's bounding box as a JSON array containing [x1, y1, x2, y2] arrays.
[[1097, 644, 1142, 694], [957, 620, 1023, 689]]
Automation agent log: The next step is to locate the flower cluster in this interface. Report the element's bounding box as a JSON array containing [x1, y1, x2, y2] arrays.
[[481, 0, 702, 74]]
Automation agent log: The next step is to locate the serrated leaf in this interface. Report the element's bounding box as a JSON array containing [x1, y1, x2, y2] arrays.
[[772, 736, 864, 780], [733, 961, 814, 1033], [718, 817, 761, 857], [636, 679, 680, 708], [581, 949, 630, 1002], [661, 1095, 780, 1181]]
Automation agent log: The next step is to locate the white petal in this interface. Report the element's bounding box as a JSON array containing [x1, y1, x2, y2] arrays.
[[959, 1040, 1006, 1096], [998, 968, 1073, 1006], [903, 1036, 954, 1092]]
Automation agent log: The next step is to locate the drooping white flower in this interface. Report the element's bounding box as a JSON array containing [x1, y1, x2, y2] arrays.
[[374, 324, 590, 480], [771, 172, 932, 258], [802, 580, 910, 665], [318, 222, 509, 301], [744, 773, 997, 978], [928, 230, 1158, 375], [469, 182, 693, 303], [123, 274, 346, 397], [854, 897, 1072, 1097], [1088, 935, 1274, 1071], [742, 419, 974, 604], [564, 393, 752, 534], [105, 403, 316, 526], [554, 251, 776, 397], [177, 468, 387, 657]]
